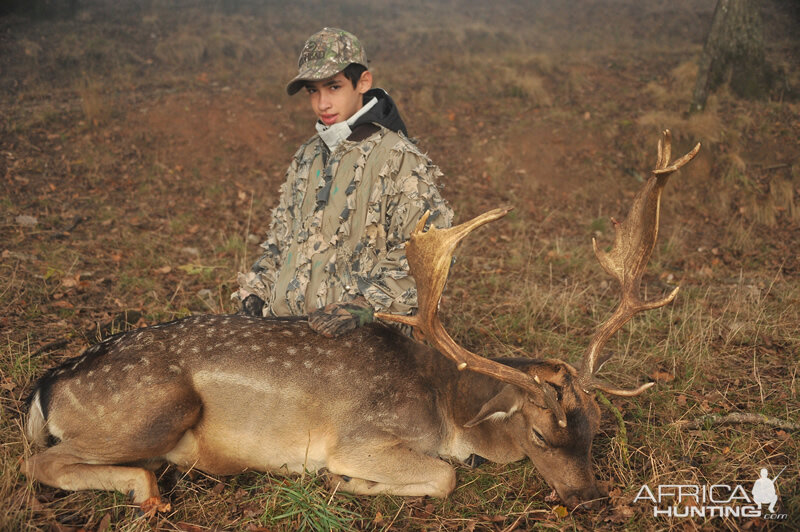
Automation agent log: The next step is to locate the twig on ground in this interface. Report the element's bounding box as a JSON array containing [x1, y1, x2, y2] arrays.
[[31, 338, 69, 357], [673, 413, 800, 431]]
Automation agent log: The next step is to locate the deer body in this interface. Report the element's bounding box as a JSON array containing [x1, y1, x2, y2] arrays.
[[25, 314, 599, 505]]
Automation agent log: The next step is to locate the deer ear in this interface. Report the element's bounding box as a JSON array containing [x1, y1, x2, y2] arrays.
[[464, 385, 524, 428]]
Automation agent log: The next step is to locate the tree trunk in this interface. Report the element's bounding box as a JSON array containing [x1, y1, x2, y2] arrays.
[[690, 0, 773, 113]]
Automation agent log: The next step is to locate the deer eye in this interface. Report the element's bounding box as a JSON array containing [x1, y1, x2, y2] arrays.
[[531, 428, 547, 447]]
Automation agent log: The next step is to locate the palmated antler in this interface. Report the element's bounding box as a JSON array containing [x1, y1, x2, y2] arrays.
[[579, 130, 700, 394], [375, 208, 568, 427]]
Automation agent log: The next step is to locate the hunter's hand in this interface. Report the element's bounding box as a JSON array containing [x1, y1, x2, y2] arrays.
[[307, 297, 374, 338]]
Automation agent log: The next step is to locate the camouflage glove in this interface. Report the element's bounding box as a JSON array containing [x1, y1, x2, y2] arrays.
[[307, 297, 374, 338]]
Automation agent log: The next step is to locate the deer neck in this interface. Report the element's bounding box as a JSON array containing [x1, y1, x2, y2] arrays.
[[439, 368, 528, 465]]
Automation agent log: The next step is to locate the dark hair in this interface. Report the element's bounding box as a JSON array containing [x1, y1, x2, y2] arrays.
[[342, 63, 368, 88]]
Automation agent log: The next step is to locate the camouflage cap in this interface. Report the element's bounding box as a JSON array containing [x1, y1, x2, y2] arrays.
[[286, 28, 368, 96]]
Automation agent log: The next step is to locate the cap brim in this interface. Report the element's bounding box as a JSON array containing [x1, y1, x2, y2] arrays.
[[286, 59, 362, 95], [286, 78, 308, 96]]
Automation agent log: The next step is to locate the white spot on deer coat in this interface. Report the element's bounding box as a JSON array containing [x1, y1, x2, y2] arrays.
[[194, 370, 277, 395]]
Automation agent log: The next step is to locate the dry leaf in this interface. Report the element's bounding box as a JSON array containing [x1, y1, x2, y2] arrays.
[[650, 370, 675, 383], [176, 523, 205, 532], [96, 513, 112, 532], [552, 505, 568, 518]]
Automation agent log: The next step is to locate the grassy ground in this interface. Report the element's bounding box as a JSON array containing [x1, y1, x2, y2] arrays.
[[1, 0, 799, 530]]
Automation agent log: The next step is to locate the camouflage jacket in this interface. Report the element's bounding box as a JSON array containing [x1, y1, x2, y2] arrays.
[[236, 124, 453, 317]]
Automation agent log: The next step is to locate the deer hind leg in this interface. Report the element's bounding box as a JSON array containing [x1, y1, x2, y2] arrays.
[[23, 443, 160, 504], [325, 443, 456, 498]]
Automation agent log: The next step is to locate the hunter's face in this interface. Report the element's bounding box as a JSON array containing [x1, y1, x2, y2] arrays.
[[306, 71, 372, 126]]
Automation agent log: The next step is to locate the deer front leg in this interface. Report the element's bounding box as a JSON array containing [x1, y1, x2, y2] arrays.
[[325, 442, 456, 498], [23, 444, 164, 506]]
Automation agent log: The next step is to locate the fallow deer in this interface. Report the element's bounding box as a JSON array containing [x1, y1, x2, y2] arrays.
[[22, 131, 699, 513]]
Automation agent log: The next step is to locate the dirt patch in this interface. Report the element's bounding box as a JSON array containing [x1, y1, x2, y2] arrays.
[[135, 89, 290, 186]]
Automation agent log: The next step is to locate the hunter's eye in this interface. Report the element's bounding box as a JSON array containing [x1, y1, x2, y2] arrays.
[[531, 428, 547, 447]]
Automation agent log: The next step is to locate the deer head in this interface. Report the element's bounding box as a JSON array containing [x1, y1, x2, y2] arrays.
[[377, 130, 700, 506]]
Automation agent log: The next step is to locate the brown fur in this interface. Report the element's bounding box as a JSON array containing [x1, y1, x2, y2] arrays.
[[24, 315, 602, 507]]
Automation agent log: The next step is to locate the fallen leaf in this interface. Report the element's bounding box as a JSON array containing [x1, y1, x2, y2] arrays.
[[155, 265, 172, 274], [244, 525, 271, 532], [176, 523, 205, 532], [96, 513, 112, 532], [650, 370, 675, 383], [15, 214, 38, 227], [552, 505, 568, 518], [603, 504, 635, 523]]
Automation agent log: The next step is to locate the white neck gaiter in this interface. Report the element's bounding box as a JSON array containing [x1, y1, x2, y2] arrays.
[[315, 97, 378, 152]]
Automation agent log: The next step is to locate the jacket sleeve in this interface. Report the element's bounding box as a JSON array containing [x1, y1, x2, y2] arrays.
[[358, 148, 454, 314], [235, 153, 301, 305]]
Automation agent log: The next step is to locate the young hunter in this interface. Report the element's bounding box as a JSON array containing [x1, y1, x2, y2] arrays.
[[234, 28, 453, 336]]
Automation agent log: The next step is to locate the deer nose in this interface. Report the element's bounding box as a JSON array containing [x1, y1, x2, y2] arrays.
[[561, 485, 604, 510]]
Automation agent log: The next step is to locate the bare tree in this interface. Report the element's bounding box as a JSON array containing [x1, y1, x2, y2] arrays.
[[690, 0, 774, 113]]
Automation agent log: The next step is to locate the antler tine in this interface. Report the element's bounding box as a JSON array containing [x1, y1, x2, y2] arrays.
[[580, 130, 700, 389], [376, 207, 568, 428]]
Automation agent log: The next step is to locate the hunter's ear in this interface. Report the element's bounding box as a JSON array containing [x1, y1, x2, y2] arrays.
[[357, 70, 373, 94], [464, 385, 523, 428]]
